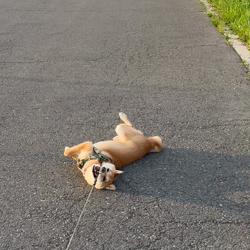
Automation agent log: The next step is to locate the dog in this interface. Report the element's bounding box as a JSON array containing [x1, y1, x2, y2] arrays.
[[64, 112, 162, 190]]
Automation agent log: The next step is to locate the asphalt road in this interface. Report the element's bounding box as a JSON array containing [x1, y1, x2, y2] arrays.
[[1, 0, 250, 249]]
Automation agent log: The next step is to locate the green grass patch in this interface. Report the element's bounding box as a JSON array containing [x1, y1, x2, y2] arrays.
[[242, 59, 249, 67], [211, 15, 225, 34], [207, 11, 213, 18], [207, 0, 250, 48], [200, 0, 207, 10]]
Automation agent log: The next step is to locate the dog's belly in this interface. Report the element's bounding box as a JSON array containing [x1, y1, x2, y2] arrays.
[[94, 139, 151, 167]]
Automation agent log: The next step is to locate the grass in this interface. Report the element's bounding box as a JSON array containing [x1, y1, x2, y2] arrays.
[[200, 0, 207, 10], [242, 59, 249, 68], [211, 15, 225, 34], [206, 0, 250, 49]]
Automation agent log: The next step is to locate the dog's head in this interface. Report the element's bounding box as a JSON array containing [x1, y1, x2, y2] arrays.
[[64, 142, 123, 190], [84, 162, 123, 190]]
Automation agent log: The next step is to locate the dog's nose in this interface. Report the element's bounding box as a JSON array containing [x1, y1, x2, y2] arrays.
[[102, 167, 106, 173]]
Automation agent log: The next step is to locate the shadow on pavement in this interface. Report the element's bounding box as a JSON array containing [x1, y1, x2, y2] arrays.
[[116, 148, 250, 216]]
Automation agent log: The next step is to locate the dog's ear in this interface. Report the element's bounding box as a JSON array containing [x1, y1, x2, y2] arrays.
[[105, 184, 116, 191], [114, 170, 123, 180], [115, 170, 123, 175], [114, 170, 123, 177]]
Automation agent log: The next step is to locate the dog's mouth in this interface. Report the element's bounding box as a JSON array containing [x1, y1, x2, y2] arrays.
[[93, 165, 100, 178]]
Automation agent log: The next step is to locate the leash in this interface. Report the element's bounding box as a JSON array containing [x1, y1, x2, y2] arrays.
[[66, 147, 109, 249], [65, 185, 94, 250], [65, 167, 100, 250]]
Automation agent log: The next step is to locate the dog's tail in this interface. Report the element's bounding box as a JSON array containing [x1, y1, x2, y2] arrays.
[[119, 112, 133, 127]]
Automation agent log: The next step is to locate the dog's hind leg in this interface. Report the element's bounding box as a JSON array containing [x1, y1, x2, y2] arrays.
[[114, 113, 144, 142], [112, 136, 121, 142], [113, 125, 127, 142], [114, 123, 143, 143], [119, 112, 133, 127]]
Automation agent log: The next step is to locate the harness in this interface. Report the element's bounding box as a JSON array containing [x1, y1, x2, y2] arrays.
[[76, 147, 112, 186]]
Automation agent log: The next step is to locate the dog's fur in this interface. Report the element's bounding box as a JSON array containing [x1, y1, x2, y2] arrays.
[[64, 113, 162, 190]]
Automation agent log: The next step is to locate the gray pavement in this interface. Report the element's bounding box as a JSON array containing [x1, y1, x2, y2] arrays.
[[1, 0, 250, 249]]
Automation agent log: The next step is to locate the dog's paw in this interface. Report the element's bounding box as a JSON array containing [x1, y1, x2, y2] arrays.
[[119, 112, 126, 117], [64, 147, 70, 156], [153, 136, 162, 152], [119, 112, 133, 127], [149, 136, 162, 153]]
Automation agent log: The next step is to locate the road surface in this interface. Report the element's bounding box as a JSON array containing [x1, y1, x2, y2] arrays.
[[1, 0, 250, 249]]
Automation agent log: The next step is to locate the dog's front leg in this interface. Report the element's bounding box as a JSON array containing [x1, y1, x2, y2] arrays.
[[64, 141, 93, 160]]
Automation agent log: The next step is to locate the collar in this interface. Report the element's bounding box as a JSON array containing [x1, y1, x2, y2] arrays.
[[76, 146, 112, 169]]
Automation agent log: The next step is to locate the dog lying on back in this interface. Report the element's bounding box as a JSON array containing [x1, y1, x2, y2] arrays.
[[64, 113, 162, 190]]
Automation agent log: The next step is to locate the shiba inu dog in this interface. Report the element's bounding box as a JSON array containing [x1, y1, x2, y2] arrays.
[[64, 113, 162, 190]]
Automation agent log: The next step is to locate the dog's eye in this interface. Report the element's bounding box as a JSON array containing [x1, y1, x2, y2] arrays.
[[107, 168, 109, 172], [103, 177, 106, 181]]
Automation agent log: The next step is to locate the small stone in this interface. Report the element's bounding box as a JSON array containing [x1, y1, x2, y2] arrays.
[[150, 235, 157, 241]]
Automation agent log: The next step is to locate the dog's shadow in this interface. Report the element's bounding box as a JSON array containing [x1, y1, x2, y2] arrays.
[[116, 148, 250, 216]]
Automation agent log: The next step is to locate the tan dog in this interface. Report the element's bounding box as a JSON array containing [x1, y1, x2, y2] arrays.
[[64, 113, 162, 190]]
